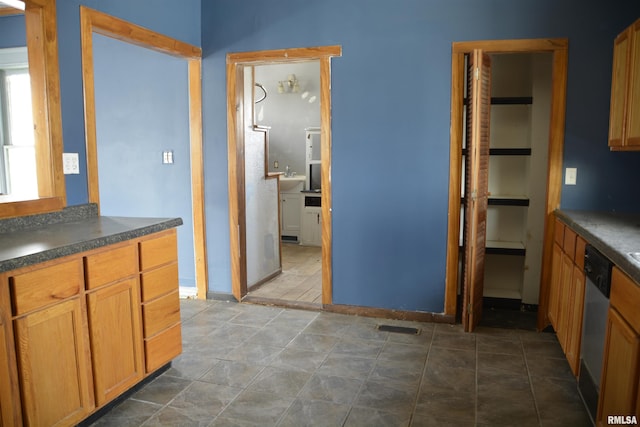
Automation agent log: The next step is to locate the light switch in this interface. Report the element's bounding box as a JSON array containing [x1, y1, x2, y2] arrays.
[[565, 167, 577, 185], [162, 150, 174, 164], [63, 153, 80, 174]]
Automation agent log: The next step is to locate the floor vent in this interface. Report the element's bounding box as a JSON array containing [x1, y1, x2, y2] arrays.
[[377, 325, 420, 335]]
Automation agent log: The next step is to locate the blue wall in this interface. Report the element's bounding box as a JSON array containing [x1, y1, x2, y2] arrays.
[[201, 0, 640, 312], [50, 0, 640, 312], [55, 0, 201, 206], [92, 34, 195, 287], [0, 14, 25, 48]]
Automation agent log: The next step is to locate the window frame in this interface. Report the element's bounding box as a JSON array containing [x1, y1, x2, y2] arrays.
[[0, 0, 66, 218]]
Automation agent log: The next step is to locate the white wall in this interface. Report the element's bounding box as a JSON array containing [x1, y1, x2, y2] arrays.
[[255, 62, 320, 176], [244, 69, 281, 287]]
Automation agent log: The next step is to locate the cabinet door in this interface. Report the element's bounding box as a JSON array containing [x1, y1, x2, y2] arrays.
[[598, 308, 640, 424], [301, 209, 321, 246], [626, 20, 640, 147], [14, 298, 94, 427], [281, 193, 301, 236], [609, 28, 631, 149], [556, 252, 574, 351], [548, 243, 563, 328], [566, 265, 586, 376], [87, 278, 144, 406]]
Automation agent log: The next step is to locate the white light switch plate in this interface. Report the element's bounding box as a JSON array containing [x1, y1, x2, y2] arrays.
[[63, 153, 80, 174], [565, 167, 577, 185]]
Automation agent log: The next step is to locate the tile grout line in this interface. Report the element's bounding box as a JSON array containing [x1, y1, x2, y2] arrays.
[[407, 322, 436, 426], [520, 334, 544, 427]]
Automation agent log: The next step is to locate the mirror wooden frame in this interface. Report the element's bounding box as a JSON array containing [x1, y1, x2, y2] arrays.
[[0, 0, 65, 218]]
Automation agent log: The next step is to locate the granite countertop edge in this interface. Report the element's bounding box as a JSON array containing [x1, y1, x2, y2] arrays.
[[555, 209, 640, 284], [0, 217, 183, 274]]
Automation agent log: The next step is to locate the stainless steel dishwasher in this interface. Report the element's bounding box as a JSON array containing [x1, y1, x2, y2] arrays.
[[578, 244, 613, 424]]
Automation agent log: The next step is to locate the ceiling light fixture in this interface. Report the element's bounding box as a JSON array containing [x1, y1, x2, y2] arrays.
[[277, 74, 300, 94]]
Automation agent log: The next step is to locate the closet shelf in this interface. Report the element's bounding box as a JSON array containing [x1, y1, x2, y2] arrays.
[[463, 96, 533, 105], [462, 148, 531, 156], [485, 240, 526, 256], [461, 195, 530, 206]]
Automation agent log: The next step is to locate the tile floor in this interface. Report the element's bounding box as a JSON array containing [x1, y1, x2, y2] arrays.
[[91, 299, 591, 427], [249, 244, 321, 305]]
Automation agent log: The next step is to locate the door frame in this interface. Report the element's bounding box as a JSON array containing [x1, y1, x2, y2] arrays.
[[79, 7, 209, 299], [444, 38, 568, 331], [226, 46, 341, 303]]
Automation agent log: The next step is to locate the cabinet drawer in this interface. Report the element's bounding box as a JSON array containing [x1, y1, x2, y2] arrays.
[[140, 263, 178, 303], [143, 290, 180, 338], [611, 267, 640, 333], [144, 322, 182, 373], [554, 218, 565, 246], [10, 259, 83, 316], [85, 243, 137, 290], [139, 231, 178, 271]]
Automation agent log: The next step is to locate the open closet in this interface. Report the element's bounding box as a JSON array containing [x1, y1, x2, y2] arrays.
[[460, 49, 553, 331]]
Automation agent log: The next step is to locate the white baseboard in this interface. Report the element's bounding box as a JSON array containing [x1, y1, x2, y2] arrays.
[[179, 286, 198, 299]]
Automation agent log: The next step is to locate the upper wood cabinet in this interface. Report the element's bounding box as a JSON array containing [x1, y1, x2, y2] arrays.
[[609, 18, 640, 151]]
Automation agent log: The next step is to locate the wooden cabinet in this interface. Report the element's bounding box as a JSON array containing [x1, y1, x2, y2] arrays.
[[547, 217, 586, 376], [10, 258, 95, 427], [0, 229, 181, 426], [0, 278, 21, 427], [85, 241, 144, 407], [597, 267, 640, 425], [139, 230, 182, 373], [609, 18, 640, 151]]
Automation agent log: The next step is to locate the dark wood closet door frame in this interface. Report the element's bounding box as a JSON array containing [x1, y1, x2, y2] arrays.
[[444, 39, 568, 331]]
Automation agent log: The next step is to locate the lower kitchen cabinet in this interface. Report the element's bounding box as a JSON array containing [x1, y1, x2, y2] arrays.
[[139, 231, 182, 373], [597, 267, 640, 426], [548, 242, 562, 327], [85, 242, 144, 406], [548, 217, 586, 376], [14, 297, 95, 427], [0, 228, 181, 426], [86, 277, 144, 406], [566, 264, 586, 375]]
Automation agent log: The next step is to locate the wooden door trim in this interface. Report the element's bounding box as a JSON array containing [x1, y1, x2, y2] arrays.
[[444, 38, 568, 331], [226, 46, 341, 303], [79, 7, 208, 299]]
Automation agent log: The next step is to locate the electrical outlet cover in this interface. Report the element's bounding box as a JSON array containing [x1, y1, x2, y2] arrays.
[[63, 153, 80, 174]]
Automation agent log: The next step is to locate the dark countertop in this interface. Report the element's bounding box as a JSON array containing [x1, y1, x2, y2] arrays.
[[0, 215, 182, 274], [556, 210, 640, 284]]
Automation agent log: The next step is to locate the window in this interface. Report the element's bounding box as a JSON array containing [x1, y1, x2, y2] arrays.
[[0, 47, 38, 201]]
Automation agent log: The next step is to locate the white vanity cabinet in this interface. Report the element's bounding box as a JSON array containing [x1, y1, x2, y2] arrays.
[[281, 191, 302, 241], [300, 194, 322, 246]]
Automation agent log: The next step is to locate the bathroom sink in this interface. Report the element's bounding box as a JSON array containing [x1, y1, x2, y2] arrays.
[[279, 175, 305, 191], [629, 252, 640, 264]]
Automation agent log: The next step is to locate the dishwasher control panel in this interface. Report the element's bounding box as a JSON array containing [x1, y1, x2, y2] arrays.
[[584, 244, 613, 298]]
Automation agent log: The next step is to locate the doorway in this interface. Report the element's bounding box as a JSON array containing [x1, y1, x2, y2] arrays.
[[79, 8, 208, 299], [226, 46, 341, 306], [246, 62, 323, 306], [444, 39, 569, 332]]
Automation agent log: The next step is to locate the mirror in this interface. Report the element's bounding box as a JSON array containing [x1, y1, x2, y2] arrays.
[[0, 9, 38, 201], [0, 0, 66, 218]]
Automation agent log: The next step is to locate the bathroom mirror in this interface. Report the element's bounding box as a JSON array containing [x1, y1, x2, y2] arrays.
[[0, 0, 65, 218]]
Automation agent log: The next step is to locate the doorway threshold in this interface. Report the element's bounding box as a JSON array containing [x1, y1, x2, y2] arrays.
[[242, 295, 322, 312]]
